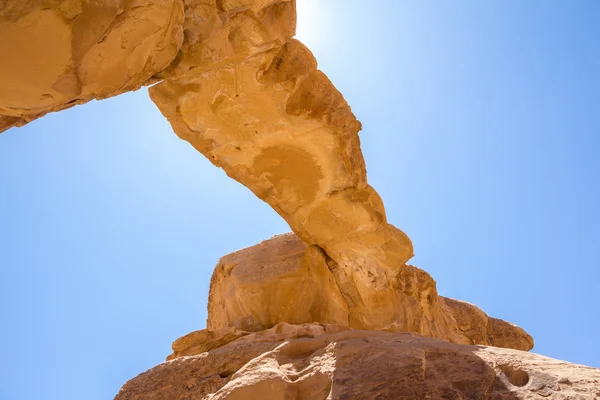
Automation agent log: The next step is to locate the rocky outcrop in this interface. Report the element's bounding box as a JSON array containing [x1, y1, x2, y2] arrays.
[[207, 233, 349, 332], [206, 233, 533, 350], [0, 0, 184, 131], [116, 325, 600, 400]]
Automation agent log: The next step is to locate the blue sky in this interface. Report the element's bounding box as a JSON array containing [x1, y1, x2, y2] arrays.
[[1, 1, 599, 399]]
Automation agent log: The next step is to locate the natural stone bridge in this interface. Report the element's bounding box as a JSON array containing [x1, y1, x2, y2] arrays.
[[0, 0, 530, 346], [5, 2, 597, 399]]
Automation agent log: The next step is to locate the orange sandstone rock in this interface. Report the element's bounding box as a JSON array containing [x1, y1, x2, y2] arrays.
[[150, 34, 414, 326], [2, 3, 554, 398], [116, 327, 599, 400], [207, 233, 349, 332], [0, 0, 185, 131], [205, 233, 533, 351]]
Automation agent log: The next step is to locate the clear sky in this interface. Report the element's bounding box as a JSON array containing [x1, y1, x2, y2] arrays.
[[1, 1, 599, 399]]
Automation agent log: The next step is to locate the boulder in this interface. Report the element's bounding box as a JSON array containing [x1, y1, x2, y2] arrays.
[[207, 233, 349, 332]]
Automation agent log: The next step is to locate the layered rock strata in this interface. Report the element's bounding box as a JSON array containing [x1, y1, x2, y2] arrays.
[[116, 325, 600, 400]]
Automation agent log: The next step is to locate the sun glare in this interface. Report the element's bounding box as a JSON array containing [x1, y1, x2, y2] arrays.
[[295, 0, 325, 47]]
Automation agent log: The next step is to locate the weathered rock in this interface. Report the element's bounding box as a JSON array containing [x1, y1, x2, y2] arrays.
[[150, 33, 414, 328], [3, 3, 553, 397], [116, 326, 600, 400], [0, 0, 185, 131], [208, 233, 349, 332], [440, 297, 535, 350], [156, 0, 297, 79], [1, 1, 417, 326], [168, 322, 351, 360], [206, 233, 533, 351]]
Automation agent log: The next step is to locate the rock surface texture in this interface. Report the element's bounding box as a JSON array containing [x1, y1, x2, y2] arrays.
[[149, 0, 415, 329], [3, 1, 599, 399], [0, 0, 184, 130], [117, 326, 600, 400], [206, 233, 533, 351]]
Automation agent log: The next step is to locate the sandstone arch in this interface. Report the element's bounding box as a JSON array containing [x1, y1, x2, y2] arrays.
[[1, 0, 531, 348]]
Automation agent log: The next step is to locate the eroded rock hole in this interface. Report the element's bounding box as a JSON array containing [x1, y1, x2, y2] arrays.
[[498, 363, 530, 387]]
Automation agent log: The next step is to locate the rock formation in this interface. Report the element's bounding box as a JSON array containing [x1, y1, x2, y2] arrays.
[[116, 325, 600, 400], [148, 0, 414, 330], [113, 237, 598, 399], [0, 0, 184, 130], [206, 233, 533, 351], [2, 1, 599, 399]]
